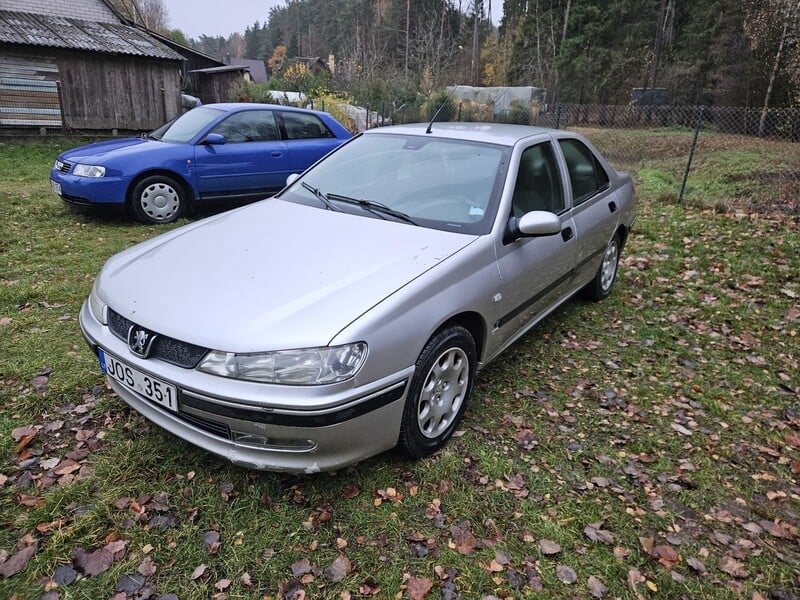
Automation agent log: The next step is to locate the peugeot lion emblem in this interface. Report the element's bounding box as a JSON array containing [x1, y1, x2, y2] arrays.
[[127, 325, 157, 358]]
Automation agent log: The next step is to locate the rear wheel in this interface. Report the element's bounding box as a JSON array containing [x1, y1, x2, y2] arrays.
[[584, 233, 620, 301], [399, 325, 476, 458], [130, 175, 186, 224]]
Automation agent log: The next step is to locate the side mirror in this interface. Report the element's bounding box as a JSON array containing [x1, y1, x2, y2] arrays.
[[203, 133, 226, 145], [285, 173, 300, 186], [504, 210, 562, 244]]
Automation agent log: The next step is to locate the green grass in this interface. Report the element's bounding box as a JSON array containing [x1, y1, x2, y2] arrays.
[[1, 134, 799, 599]]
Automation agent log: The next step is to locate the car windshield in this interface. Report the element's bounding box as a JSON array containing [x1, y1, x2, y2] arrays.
[[283, 133, 509, 234], [148, 107, 225, 143]]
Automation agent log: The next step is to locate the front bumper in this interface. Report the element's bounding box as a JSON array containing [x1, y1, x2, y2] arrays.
[[79, 301, 411, 473], [50, 169, 128, 205]]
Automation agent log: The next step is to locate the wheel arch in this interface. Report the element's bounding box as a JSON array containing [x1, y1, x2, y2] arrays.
[[438, 311, 487, 365], [616, 224, 629, 250], [126, 169, 196, 211]]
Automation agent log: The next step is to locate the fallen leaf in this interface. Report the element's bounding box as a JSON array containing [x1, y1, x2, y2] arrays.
[[116, 574, 145, 594], [450, 521, 478, 556], [539, 539, 561, 555], [323, 555, 352, 582], [406, 576, 433, 600], [190, 564, 207, 580], [587, 575, 608, 598], [203, 531, 221, 554], [584, 523, 614, 545], [653, 544, 680, 569], [137, 557, 157, 577], [53, 565, 78, 585], [556, 564, 577, 584], [686, 557, 706, 574], [718, 554, 749, 578], [215, 578, 232, 590], [292, 558, 312, 577], [0, 544, 37, 577]]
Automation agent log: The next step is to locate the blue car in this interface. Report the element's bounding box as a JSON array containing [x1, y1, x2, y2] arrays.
[[50, 103, 352, 224]]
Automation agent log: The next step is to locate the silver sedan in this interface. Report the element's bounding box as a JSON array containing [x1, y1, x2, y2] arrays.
[[79, 122, 635, 473]]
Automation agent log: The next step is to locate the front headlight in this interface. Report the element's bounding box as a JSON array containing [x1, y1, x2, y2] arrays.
[[88, 279, 108, 325], [197, 343, 368, 385], [73, 164, 106, 177]]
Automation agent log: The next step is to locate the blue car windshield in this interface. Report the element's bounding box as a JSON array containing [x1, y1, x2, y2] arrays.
[[149, 107, 225, 143]]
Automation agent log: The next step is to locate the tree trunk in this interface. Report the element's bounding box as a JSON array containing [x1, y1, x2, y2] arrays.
[[758, 1, 799, 136]]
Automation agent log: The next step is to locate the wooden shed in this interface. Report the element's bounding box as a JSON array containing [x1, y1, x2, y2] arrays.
[[0, 0, 186, 133], [186, 65, 250, 104]]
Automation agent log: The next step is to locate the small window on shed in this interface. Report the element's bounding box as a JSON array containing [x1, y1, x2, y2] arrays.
[[558, 138, 610, 206]]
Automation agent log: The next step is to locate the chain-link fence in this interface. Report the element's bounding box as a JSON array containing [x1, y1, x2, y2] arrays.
[[363, 101, 799, 215]]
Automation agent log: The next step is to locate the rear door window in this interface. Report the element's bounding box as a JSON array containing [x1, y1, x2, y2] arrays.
[[278, 111, 334, 140], [558, 138, 610, 206]]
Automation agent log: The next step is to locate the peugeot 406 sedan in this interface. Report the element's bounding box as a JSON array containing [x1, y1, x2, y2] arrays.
[[50, 103, 351, 224], [79, 122, 635, 473]]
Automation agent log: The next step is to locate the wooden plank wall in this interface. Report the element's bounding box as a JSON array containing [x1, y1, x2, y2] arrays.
[[0, 47, 182, 132], [56, 50, 181, 130], [0, 53, 63, 126]]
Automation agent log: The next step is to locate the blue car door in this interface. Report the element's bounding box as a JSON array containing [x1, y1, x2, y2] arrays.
[[276, 110, 345, 174], [193, 109, 290, 199]]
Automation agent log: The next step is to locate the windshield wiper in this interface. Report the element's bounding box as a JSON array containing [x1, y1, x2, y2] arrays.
[[301, 182, 339, 211], [326, 193, 418, 226]]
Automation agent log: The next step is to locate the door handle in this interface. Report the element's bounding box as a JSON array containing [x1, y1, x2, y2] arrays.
[[608, 200, 618, 213], [561, 226, 574, 242], [271, 151, 283, 157]]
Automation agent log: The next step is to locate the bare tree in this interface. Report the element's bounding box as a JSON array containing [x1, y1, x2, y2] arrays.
[[759, 0, 800, 135], [109, 0, 170, 33]]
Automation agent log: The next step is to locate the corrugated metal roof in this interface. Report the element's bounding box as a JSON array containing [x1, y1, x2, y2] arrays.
[[0, 10, 185, 61]]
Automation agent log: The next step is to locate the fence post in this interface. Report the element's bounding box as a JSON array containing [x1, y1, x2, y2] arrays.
[[679, 105, 705, 202], [556, 104, 563, 129]]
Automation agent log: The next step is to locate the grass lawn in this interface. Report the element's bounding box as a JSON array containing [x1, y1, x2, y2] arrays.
[[0, 133, 798, 599]]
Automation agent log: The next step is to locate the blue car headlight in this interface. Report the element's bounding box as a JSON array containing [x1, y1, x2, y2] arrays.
[[197, 343, 368, 385], [73, 164, 106, 178]]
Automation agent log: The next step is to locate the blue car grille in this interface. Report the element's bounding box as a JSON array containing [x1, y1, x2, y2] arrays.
[[56, 160, 71, 173], [107, 309, 209, 368]]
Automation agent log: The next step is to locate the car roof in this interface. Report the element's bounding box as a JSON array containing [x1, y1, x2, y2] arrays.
[[364, 122, 559, 147], [202, 103, 323, 115]]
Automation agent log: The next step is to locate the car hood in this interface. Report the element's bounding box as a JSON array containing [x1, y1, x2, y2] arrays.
[[99, 200, 477, 352], [60, 138, 167, 163]]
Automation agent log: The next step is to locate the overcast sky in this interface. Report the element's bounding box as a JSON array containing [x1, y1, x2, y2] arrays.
[[162, 0, 503, 39]]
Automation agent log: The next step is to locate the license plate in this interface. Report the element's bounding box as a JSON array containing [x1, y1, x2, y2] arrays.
[[50, 180, 62, 195], [98, 349, 178, 412]]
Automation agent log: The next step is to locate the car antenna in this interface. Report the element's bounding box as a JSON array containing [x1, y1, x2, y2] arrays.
[[426, 100, 450, 134]]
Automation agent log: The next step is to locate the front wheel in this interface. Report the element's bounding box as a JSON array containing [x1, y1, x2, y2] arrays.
[[130, 175, 186, 224], [398, 325, 476, 458], [583, 233, 620, 301]]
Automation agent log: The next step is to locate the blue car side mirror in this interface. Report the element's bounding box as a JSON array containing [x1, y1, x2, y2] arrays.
[[203, 133, 226, 145]]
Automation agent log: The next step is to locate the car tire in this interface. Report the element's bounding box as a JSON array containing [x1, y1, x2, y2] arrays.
[[584, 232, 620, 301], [398, 325, 476, 458], [130, 175, 186, 224]]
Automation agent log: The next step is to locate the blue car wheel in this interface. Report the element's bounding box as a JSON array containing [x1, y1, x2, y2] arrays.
[[131, 175, 186, 224]]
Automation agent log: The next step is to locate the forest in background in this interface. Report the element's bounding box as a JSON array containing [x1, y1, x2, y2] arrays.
[[111, 0, 800, 111]]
